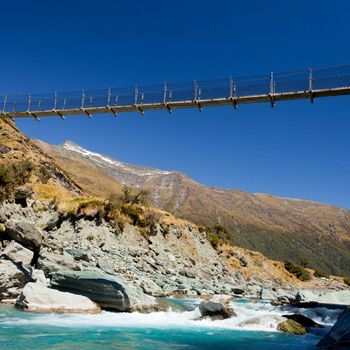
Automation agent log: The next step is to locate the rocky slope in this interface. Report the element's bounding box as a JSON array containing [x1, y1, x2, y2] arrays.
[[0, 199, 347, 310], [34, 140, 350, 277], [0, 118, 82, 200]]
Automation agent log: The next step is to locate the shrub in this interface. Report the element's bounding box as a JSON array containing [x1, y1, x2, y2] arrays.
[[38, 165, 51, 184], [121, 204, 143, 225], [210, 235, 220, 249], [138, 227, 149, 239], [300, 257, 310, 268], [284, 260, 311, 281], [314, 270, 329, 278], [161, 223, 169, 236], [0, 159, 34, 200]]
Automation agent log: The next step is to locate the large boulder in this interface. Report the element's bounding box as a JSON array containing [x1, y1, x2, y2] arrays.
[[259, 288, 277, 300], [198, 301, 236, 320], [16, 282, 101, 314], [277, 319, 308, 335], [296, 289, 319, 303], [50, 270, 157, 312], [318, 308, 350, 349], [283, 314, 324, 328], [0, 258, 32, 300], [1, 240, 33, 266], [37, 252, 81, 275], [5, 220, 42, 254], [317, 291, 350, 306]]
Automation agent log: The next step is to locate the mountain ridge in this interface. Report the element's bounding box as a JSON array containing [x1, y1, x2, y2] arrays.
[[33, 138, 350, 277]]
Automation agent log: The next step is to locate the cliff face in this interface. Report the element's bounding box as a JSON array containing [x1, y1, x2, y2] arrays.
[[34, 139, 350, 277]]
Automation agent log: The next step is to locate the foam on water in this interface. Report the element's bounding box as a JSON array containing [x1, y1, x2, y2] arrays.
[[0, 299, 342, 333]]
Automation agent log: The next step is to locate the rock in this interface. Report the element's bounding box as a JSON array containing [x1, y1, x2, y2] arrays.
[[210, 294, 233, 305], [259, 288, 277, 300], [16, 282, 101, 314], [231, 287, 245, 295], [239, 315, 286, 330], [138, 277, 164, 297], [32, 269, 49, 287], [64, 248, 90, 262], [277, 319, 308, 335], [51, 270, 157, 312], [283, 314, 324, 328], [5, 220, 42, 255], [37, 251, 80, 275], [296, 289, 319, 303], [0, 258, 32, 299], [318, 308, 350, 348], [45, 213, 60, 231], [14, 188, 33, 207], [1, 240, 33, 265], [199, 301, 236, 320], [317, 290, 350, 305], [0, 210, 6, 223], [239, 256, 248, 267]]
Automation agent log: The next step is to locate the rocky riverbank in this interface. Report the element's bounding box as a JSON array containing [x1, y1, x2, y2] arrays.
[[0, 197, 348, 312]]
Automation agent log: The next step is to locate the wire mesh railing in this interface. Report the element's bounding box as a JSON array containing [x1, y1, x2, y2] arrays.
[[1, 64, 350, 115]]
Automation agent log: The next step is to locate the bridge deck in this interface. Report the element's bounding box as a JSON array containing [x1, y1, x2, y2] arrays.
[[1, 64, 350, 119]]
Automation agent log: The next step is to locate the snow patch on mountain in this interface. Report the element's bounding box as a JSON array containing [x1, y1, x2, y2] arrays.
[[61, 141, 173, 178]]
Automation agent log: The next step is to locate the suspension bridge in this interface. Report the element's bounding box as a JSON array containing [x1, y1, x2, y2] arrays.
[[1, 64, 350, 120]]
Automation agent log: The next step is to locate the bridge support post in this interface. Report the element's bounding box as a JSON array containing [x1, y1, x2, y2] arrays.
[[229, 76, 238, 109], [2, 95, 7, 114], [163, 82, 172, 114], [268, 72, 276, 108], [309, 67, 314, 103]]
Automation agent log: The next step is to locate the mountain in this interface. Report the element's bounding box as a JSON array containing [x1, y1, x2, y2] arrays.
[[34, 140, 350, 278]]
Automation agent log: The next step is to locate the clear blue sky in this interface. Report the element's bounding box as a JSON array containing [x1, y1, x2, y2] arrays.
[[1, 0, 349, 208]]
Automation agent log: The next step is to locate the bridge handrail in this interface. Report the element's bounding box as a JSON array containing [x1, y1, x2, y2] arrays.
[[2, 64, 350, 114]]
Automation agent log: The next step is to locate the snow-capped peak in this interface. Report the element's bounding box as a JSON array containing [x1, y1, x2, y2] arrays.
[[60, 140, 173, 177]]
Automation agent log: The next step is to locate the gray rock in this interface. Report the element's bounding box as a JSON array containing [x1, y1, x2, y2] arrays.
[[37, 251, 80, 275], [318, 308, 350, 348], [138, 277, 164, 297], [5, 220, 42, 254], [1, 241, 33, 266], [317, 290, 350, 305], [199, 301, 236, 320], [64, 248, 90, 262], [259, 288, 277, 300], [16, 282, 101, 314], [0, 210, 6, 223], [45, 213, 60, 231], [14, 188, 33, 207], [51, 269, 157, 312], [0, 258, 31, 299], [296, 289, 319, 303]]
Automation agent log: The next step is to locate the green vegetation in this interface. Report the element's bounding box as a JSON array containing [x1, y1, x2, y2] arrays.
[[209, 235, 220, 248], [38, 165, 51, 184], [284, 260, 312, 281], [0, 159, 34, 200], [314, 269, 329, 278]]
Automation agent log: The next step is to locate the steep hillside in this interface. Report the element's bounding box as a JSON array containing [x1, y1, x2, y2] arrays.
[[34, 140, 350, 278], [0, 117, 82, 200]]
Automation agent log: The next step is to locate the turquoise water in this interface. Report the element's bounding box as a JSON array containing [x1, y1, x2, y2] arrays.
[[0, 301, 335, 350]]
